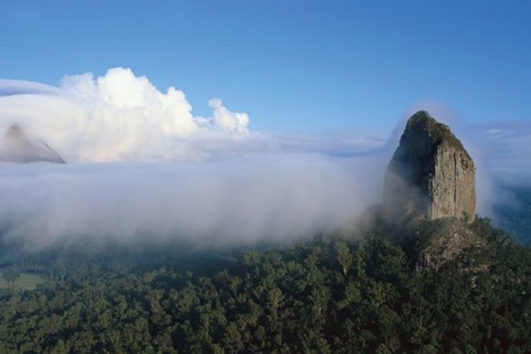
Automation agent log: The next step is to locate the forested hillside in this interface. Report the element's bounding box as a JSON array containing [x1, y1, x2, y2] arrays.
[[0, 217, 529, 353]]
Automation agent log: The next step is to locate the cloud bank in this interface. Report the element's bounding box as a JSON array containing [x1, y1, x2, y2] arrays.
[[0, 67, 392, 252], [0, 156, 385, 252], [0, 69, 529, 251], [0, 67, 251, 162]]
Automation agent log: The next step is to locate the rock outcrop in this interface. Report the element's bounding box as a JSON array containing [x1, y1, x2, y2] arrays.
[[383, 111, 475, 222], [0, 124, 65, 163], [414, 218, 486, 270]]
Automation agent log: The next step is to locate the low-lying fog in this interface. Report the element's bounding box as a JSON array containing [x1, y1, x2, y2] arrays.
[[0, 68, 529, 252]]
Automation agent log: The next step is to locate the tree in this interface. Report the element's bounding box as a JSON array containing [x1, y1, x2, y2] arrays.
[[336, 241, 353, 277], [2, 270, 21, 286]]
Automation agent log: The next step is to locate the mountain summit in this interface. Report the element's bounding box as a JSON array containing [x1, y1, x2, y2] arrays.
[[383, 111, 476, 223], [0, 124, 65, 164]]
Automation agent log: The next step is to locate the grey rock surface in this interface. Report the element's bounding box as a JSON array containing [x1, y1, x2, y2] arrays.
[[383, 111, 475, 222]]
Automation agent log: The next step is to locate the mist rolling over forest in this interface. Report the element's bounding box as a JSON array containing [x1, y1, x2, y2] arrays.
[[0, 1, 530, 353], [0, 70, 530, 251]]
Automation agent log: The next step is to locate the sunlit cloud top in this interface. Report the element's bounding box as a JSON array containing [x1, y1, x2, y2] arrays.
[[0, 67, 250, 162]]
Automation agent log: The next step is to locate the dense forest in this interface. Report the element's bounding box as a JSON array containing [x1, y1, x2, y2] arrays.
[[0, 217, 529, 353]]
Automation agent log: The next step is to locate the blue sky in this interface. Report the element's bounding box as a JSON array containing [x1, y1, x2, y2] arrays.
[[1, 0, 530, 132]]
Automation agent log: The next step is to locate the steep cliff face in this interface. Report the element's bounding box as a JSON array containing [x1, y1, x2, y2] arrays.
[[383, 111, 476, 222]]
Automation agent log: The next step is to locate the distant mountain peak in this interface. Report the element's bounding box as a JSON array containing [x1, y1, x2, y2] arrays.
[[0, 124, 65, 164], [6, 124, 24, 140]]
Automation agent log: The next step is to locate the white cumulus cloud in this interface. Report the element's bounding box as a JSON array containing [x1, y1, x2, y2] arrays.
[[208, 98, 249, 133], [0, 67, 251, 162]]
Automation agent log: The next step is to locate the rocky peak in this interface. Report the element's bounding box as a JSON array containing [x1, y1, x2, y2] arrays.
[[0, 124, 65, 164], [383, 111, 476, 222]]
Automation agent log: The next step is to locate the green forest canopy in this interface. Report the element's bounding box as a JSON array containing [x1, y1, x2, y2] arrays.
[[0, 217, 529, 353]]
